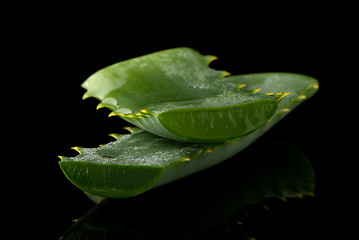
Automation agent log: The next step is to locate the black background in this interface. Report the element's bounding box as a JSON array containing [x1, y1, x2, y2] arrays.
[[9, 6, 352, 239]]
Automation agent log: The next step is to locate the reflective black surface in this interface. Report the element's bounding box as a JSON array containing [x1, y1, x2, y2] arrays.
[[60, 141, 315, 240], [16, 21, 345, 239]]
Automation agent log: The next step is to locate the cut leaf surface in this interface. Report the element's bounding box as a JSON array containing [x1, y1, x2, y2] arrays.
[[82, 48, 287, 142], [60, 72, 318, 198], [158, 97, 279, 142]]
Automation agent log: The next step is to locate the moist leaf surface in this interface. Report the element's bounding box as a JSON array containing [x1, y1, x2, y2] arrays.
[[82, 48, 287, 142], [69, 130, 208, 167], [61, 141, 315, 240], [60, 72, 318, 198]]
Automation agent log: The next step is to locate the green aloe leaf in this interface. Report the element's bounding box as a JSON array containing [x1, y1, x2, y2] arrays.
[[82, 47, 290, 143], [59, 72, 318, 198], [61, 141, 315, 240]]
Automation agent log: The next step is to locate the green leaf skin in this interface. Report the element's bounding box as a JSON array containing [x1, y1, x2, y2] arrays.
[[59, 73, 318, 198], [82, 47, 288, 143], [61, 141, 315, 240]]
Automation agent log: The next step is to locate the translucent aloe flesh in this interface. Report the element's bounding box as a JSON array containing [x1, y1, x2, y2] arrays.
[[59, 70, 318, 198], [82, 48, 289, 143]]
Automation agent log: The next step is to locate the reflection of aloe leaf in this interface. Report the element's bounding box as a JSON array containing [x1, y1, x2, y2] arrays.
[[59, 71, 318, 198], [61, 141, 315, 240]]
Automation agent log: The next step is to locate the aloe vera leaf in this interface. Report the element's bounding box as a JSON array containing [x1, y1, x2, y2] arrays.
[[59, 73, 318, 198], [61, 141, 315, 240], [82, 47, 288, 143]]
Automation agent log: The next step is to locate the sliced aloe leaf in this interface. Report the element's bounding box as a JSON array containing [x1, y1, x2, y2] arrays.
[[59, 73, 318, 198], [82, 47, 289, 143], [61, 141, 315, 240]]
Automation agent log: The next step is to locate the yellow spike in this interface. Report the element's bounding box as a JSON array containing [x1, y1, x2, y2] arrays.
[[277, 92, 291, 101], [206, 55, 218, 63], [140, 109, 155, 115], [182, 157, 190, 162], [96, 103, 106, 110], [123, 127, 136, 133], [236, 221, 243, 225], [251, 88, 261, 93], [307, 192, 315, 197], [109, 112, 126, 117], [282, 108, 290, 113], [136, 112, 150, 118], [140, 109, 150, 114], [203, 149, 213, 154], [72, 219, 78, 223], [222, 71, 231, 77], [295, 193, 303, 199], [277, 196, 287, 202], [58, 156, 64, 160], [312, 84, 319, 89], [82, 92, 92, 100], [237, 83, 246, 89], [71, 147, 81, 153], [265, 92, 275, 95], [108, 133, 119, 140], [298, 95, 307, 100]]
